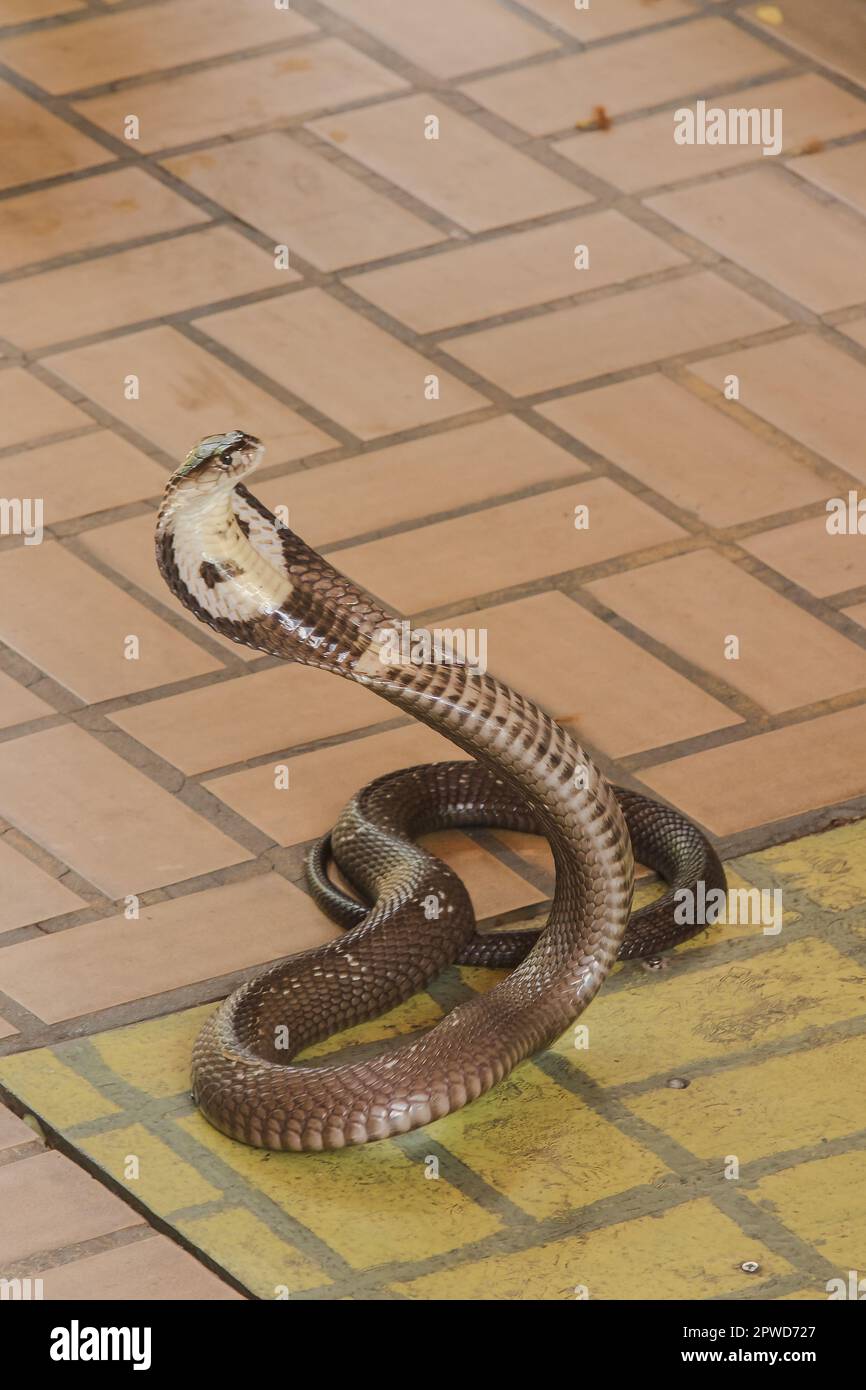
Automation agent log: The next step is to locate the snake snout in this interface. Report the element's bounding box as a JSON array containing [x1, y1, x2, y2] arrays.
[[207, 430, 263, 475]]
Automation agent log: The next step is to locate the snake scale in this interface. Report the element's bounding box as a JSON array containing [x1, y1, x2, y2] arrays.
[[156, 432, 726, 1152]]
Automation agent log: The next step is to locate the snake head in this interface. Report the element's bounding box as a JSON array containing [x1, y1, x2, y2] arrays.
[[171, 431, 264, 492]]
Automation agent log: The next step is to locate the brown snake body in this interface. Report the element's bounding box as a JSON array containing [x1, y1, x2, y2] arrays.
[[156, 432, 725, 1152]]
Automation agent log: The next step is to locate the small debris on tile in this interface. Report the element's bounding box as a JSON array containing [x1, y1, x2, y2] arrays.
[[641, 956, 668, 972], [576, 105, 612, 132], [797, 137, 826, 156]]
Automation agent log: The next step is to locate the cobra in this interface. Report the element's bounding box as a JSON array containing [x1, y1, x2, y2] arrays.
[[156, 431, 725, 1152]]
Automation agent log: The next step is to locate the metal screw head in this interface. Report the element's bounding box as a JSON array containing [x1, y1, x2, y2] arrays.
[[740, 1261, 760, 1274], [667, 1077, 690, 1090]]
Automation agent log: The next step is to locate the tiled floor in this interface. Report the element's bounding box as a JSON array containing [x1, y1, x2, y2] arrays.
[[3, 826, 866, 1300], [0, 1103, 240, 1298], [1, 0, 865, 1300]]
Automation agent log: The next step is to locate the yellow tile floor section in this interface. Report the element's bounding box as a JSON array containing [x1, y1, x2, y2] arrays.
[[2, 823, 866, 1299]]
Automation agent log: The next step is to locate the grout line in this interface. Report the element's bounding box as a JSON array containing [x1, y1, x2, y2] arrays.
[[0, 0, 864, 1117]]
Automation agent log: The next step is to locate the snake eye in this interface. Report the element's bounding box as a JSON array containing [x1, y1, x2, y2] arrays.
[[214, 432, 261, 466], [176, 431, 261, 478]]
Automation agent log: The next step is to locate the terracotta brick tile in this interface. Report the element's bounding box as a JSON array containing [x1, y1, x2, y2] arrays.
[[258, 416, 583, 547], [0, 840, 84, 935], [453, 591, 740, 755], [201, 289, 484, 440], [0, 0, 315, 92], [0, 227, 284, 352], [555, 75, 866, 192], [110, 665, 387, 775], [0, 1151, 143, 1264], [115, 587, 738, 770], [538, 374, 831, 526], [0, 82, 107, 191], [690, 336, 866, 481], [308, 94, 589, 233], [789, 142, 866, 217], [0, 1104, 36, 1151], [744, 0, 866, 87], [0, 875, 335, 1022], [348, 210, 685, 332], [0, 671, 53, 728], [48, 326, 334, 463], [40, 1235, 243, 1300], [590, 550, 866, 713], [842, 317, 866, 352], [0, 544, 221, 701], [742, 516, 866, 599], [463, 18, 786, 135], [445, 272, 784, 396], [323, 0, 557, 77], [648, 171, 866, 313], [163, 135, 444, 272], [209, 723, 465, 846], [2, 0, 84, 18], [0, 168, 208, 275], [843, 601, 866, 629], [491, 828, 554, 883], [0, 726, 248, 896], [516, 0, 694, 40], [422, 831, 545, 919], [336, 479, 684, 612], [77, 512, 260, 663], [0, 432, 166, 527], [638, 704, 866, 836], [0, 368, 89, 449], [0, 1017, 17, 1040], [75, 40, 408, 152]]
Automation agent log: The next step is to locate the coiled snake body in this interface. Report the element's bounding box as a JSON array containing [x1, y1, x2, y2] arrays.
[[156, 432, 725, 1151]]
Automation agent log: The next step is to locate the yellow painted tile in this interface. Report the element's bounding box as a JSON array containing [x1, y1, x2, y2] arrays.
[[626, 1034, 866, 1160], [393, 1198, 794, 1299], [760, 822, 866, 911], [677, 866, 800, 953], [176, 1207, 329, 1299], [750, 1150, 866, 1271], [81, 1122, 221, 1214], [457, 869, 794, 973], [779, 1286, 830, 1300], [428, 1061, 668, 1218], [633, 879, 666, 914], [177, 1111, 500, 1269], [299, 992, 443, 1060], [91, 994, 442, 1086], [0, 1049, 119, 1126], [552, 936, 866, 1085], [456, 964, 508, 992], [92, 1005, 213, 1098]]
